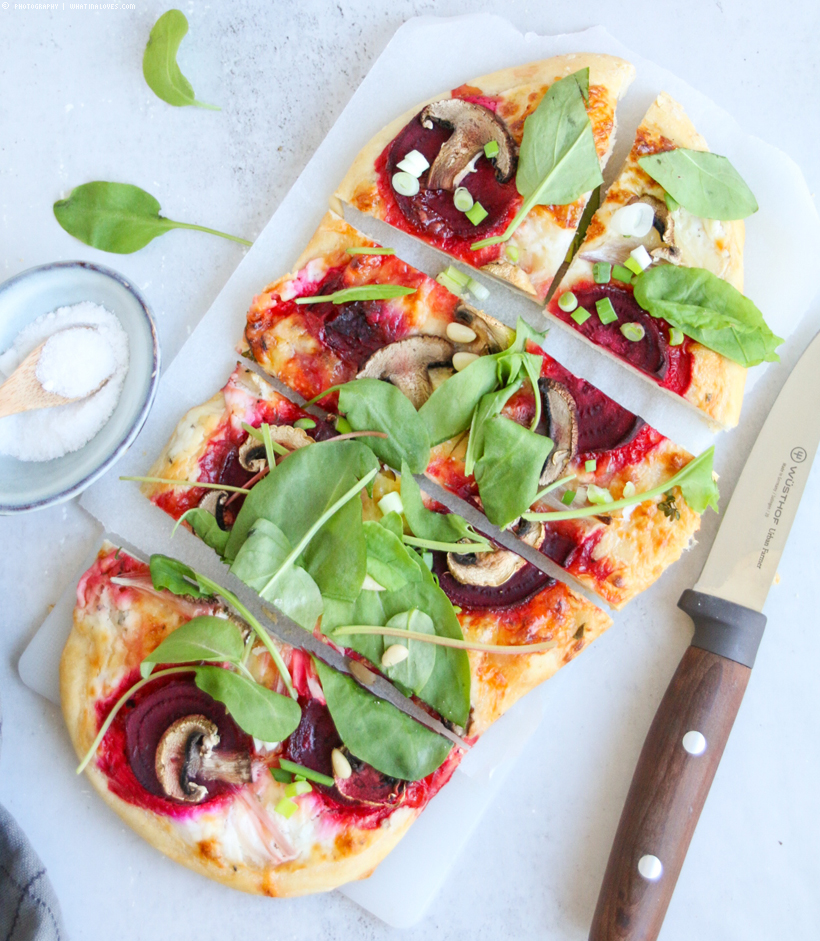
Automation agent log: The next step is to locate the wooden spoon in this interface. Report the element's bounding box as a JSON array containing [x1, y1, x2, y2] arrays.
[[0, 332, 109, 419]]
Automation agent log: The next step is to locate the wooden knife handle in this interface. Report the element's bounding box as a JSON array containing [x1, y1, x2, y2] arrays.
[[588, 591, 767, 941]]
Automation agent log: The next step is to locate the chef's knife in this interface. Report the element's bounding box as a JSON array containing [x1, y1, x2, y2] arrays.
[[588, 327, 820, 941]]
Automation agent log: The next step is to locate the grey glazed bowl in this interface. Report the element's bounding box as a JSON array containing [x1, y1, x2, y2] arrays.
[[0, 261, 160, 513]]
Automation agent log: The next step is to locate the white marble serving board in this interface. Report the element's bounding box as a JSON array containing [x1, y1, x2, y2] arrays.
[[17, 12, 820, 934]]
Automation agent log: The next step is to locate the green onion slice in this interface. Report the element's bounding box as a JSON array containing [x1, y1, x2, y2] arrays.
[[505, 244, 520, 263], [585, 459, 597, 472], [392, 171, 420, 196], [465, 201, 489, 226], [294, 285, 416, 306], [346, 246, 396, 256], [561, 490, 576, 506], [669, 327, 684, 346], [453, 187, 474, 212], [275, 797, 298, 818], [558, 291, 578, 312], [620, 322, 646, 342], [612, 264, 633, 284], [278, 760, 335, 787], [484, 140, 500, 158], [571, 306, 591, 326], [294, 417, 317, 430], [595, 297, 618, 325], [623, 256, 644, 276], [592, 262, 612, 284]]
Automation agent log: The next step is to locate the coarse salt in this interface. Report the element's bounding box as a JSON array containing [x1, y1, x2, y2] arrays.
[[0, 301, 129, 462], [36, 326, 117, 399]]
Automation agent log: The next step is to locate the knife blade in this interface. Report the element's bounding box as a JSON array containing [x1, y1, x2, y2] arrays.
[[589, 327, 820, 941]]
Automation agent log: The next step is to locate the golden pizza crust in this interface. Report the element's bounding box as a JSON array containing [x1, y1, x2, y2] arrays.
[[335, 54, 635, 300], [549, 92, 747, 429]]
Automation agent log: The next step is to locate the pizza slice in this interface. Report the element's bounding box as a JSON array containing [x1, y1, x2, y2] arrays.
[[546, 92, 780, 429], [335, 54, 634, 300], [238, 211, 716, 608]]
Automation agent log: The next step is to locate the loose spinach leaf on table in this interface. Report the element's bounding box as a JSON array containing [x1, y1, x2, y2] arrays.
[[230, 519, 324, 631], [143, 9, 218, 109], [472, 70, 602, 250], [194, 665, 301, 741], [638, 149, 758, 221], [474, 416, 554, 529], [54, 182, 251, 254], [633, 266, 782, 367], [313, 659, 453, 781], [399, 463, 489, 549], [338, 378, 431, 473], [177, 507, 230, 557], [140, 615, 244, 678]]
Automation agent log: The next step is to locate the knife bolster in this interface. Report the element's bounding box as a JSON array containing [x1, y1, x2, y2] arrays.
[[678, 589, 767, 668]]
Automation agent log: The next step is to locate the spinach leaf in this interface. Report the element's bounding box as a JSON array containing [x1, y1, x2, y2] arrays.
[[194, 666, 301, 741], [418, 354, 499, 445], [378, 511, 404, 539], [54, 182, 252, 254], [177, 507, 230, 557], [638, 149, 758, 221], [313, 659, 452, 781], [380, 609, 437, 695], [524, 446, 719, 521], [573, 66, 590, 104], [400, 463, 489, 548], [633, 266, 782, 367], [140, 615, 243, 678], [225, 440, 378, 601], [338, 378, 431, 473], [230, 519, 324, 631], [143, 9, 218, 110], [149, 554, 210, 599], [463, 381, 522, 477], [472, 70, 602, 250], [474, 417, 554, 528], [294, 285, 416, 305], [507, 316, 548, 355], [363, 521, 426, 591]]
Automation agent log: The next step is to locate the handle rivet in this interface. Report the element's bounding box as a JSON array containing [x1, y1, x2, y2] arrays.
[[682, 730, 707, 755], [638, 854, 663, 880]]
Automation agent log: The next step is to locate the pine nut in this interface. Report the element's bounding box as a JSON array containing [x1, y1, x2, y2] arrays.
[[331, 748, 353, 780], [453, 351, 480, 371], [381, 644, 410, 667], [446, 322, 477, 344]]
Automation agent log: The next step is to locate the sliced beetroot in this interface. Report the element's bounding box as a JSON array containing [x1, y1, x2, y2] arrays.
[[539, 358, 644, 454], [432, 551, 555, 610], [567, 285, 667, 378], [386, 113, 516, 240], [124, 676, 250, 802], [282, 698, 404, 809]]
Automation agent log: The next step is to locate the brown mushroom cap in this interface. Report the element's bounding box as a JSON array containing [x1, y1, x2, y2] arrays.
[[155, 714, 251, 804], [357, 335, 455, 409], [453, 302, 509, 355], [199, 489, 231, 530], [446, 520, 545, 588], [538, 379, 579, 488], [420, 99, 516, 191], [239, 425, 314, 473]]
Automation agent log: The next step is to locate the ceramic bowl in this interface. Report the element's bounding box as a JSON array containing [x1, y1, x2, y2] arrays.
[[0, 261, 160, 513]]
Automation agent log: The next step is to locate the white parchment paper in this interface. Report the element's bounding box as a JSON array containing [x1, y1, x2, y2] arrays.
[[59, 14, 820, 927]]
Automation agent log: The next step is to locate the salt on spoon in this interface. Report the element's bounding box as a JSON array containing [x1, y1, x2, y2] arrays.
[[0, 326, 116, 419]]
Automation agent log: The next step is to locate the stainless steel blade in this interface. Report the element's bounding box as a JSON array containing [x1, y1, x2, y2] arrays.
[[695, 328, 820, 611]]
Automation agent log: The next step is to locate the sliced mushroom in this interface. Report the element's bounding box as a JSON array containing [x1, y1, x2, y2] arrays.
[[480, 261, 537, 296], [538, 379, 579, 488], [199, 489, 231, 530], [238, 438, 267, 473], [452, 303, 509, 355], [580, 195, 681, 266], [357, 335, 455, 409], [420, 99, 516, 191], [155, 715, 251, 804], [446, 520, 545, 588]]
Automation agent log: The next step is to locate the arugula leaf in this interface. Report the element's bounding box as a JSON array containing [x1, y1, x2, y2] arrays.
[[363, 521, 426, 591], [474, 417, 555, 528], [313, 660, 452, 781], [507, 316, 548, 354], [524, 447, 719, 521], [194, 666, 301, 741], [418, 354, 499, 446], [400, 463, 490, 548], [472, 70, 602, 250], [380, 609, 437, 695], [338, 378, 431, 473], [142, 9, 218, 110], [638, 149, 758, 221], [230, 519, 324, 631], [633, 266, 783, 367], [54, 182, 251, 254], [177, 507, 230, 557], [140, 615, 243, 678], [294, 285, 416, 305], [149, 554, 211, 599]]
